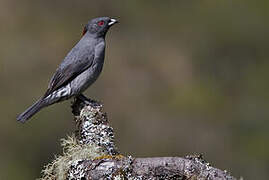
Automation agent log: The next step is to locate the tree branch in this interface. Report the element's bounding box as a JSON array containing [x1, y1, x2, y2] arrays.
[[40, 97, 237, 180]]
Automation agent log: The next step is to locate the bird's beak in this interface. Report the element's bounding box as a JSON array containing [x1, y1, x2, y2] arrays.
[[108, 18, 118, 26]]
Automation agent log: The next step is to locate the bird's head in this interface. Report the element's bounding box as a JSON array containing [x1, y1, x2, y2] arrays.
[[82, 17, 118, 38]]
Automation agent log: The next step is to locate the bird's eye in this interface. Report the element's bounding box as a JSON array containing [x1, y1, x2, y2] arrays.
[[98, 21, 104, 26]]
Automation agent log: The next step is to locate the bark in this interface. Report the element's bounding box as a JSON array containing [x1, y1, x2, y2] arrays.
[[41, 97, 237, 180]]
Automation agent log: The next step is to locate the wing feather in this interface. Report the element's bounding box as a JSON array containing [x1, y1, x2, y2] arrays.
[[44, 47, 94, 97]]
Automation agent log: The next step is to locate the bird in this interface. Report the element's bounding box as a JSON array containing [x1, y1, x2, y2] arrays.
[[17, 17, 118, 123]]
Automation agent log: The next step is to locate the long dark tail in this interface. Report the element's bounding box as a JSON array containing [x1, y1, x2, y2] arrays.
[[17, 99, 45, 123]]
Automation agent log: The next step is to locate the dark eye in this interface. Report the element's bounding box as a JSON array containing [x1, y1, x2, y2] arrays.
[[98, 21, 104, 26]]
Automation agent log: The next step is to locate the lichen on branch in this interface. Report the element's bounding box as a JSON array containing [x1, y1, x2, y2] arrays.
[[39, 97, 237, 180], [40, 97, 119, 180]]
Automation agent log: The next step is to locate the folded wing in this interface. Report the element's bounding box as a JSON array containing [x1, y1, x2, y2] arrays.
[[44, 47, 94, 97]]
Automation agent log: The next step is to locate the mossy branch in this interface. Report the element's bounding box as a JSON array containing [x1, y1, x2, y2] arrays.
[[40, 97, 237, 180]]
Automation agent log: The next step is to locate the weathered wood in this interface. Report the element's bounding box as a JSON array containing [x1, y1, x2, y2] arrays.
[[40, 97, 237, 180]]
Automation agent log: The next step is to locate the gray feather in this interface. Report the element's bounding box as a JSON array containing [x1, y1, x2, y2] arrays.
[[17, 17, 117, 123]]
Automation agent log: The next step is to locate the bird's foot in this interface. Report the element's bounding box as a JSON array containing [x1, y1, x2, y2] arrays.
[[77, 94, 90, 104], [72, 94, 102, 115], [76, 94, 100, 105]]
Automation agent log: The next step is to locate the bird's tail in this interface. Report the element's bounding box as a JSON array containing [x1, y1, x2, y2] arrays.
[[17, 99, 45, 123]]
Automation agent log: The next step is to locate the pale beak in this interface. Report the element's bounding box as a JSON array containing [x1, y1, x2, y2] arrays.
[[108, 18, 118, 26]]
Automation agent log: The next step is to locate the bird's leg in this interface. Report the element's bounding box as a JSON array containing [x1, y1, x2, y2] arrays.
[[74, 94, 100, 110], [77, 94, 89, 101], [76, 94, 91, 105], [71, 94, 90, 116]]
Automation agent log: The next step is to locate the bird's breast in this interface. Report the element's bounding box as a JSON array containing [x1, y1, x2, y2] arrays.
[[70, 59, 104, 94]]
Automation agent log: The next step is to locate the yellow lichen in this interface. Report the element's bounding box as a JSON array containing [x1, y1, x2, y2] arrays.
[[93, 154, 125, 161]]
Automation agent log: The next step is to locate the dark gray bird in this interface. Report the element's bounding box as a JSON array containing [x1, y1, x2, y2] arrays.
[[17, 17, 118, 123]]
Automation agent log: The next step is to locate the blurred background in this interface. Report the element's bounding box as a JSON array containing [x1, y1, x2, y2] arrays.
[[0, 0, 268, 179]]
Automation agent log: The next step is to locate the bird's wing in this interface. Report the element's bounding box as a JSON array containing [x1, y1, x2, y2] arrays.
[[44, 47, 94, 97]]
